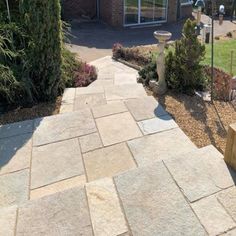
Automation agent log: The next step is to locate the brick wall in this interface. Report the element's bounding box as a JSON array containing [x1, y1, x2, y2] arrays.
[[62, 0, 97, 20], [168, 0, 178, 22], [100, 0, 124, 27]]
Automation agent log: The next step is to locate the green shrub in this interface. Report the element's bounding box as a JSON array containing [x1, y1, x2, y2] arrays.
[[165, 19, 207, 94], [138, 60, 157, 86], [20, 0, 63, 102]]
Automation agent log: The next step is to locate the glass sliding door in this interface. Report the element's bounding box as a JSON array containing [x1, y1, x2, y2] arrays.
[[124, 0, 167, 26], [124, 0, 139, 25]]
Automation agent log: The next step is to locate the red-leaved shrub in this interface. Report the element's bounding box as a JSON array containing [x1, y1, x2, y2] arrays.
[[74, 62, 97, 87]]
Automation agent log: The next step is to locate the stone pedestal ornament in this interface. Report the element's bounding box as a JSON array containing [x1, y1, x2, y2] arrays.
[[152, 31, 172, 95]]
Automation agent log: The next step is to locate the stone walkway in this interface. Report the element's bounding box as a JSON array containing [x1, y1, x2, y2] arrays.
[[1, 56, 236, 235]]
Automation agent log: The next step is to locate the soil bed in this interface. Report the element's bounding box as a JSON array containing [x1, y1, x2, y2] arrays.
[[0, 96, 62, 125], [155, 90, 236, 154]]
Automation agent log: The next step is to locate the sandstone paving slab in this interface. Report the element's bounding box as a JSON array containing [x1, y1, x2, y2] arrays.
[[105, 84, 147, 101], [114, 162, 206, 236], [83, 143, 136, 181], [92, 101, 128, 118], [59, 102, 74, 114], [191, 196, 236, 236], [75, 85, 104, 96], [221, 228, 236, 235], [86, 178, 128, 236], [217, 187, 236, 221], [0, 119, 33, 139], [138, 115, 178, 135], [79, 133, 103, 153], [0, 205, 17, 236], [89, 79, 114, 87], [125, 96, 167, 121], [61, 88, 75, 102], [0, 133, 32, 175], [0, 169, 29, 208], [30, 175, 86, 200], [16, 187, 93, 236], [127, 128, 197, 166], [31, 138, 84, 189], [33, 108, 97, 146], [74, 93, 107, 110], [114, 73, 137, 85], [96, 112, 142, 146], [164, 146, 236, 202]]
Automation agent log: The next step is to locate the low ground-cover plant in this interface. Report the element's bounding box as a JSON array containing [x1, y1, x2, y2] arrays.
[[112, 43, 151, 67], [165, 19, 207, 95]]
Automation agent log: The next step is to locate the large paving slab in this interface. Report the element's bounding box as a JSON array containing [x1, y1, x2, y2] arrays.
[[31, 139, 84, 189], [75, 85, 104, 96], [92, 101, 128, 118], [164, 146, 236, 202], [96, 112, 142, 146], [138, 115, 178, 135], [191, 196, 236, 236], [16, 187, 93, 236], [0, 205, 17, 236], [0, 119, 33, 139], [217, 187, 236, 222], [0, 133, 32, 175], [0, 169, 29, 207], [221, 228, 236, 235], [86, 178, 128, 236], [74, 93, 107, 110], [127, 128, 197, 166], [79, 132, 103, 153], [61, 88, 75, 102], [114, 162, 206, 236], [33, 108, 97, 146], [83, 143, 136, 181], [89, 79, 114, 88], [125, 96, 167, 121], [30, 175, 86, 200], [114, 73, 137, 85], [105, 84, 147, 101]]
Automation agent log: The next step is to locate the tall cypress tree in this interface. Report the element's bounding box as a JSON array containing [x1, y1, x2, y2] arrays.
[[20, 0, 62, 102]]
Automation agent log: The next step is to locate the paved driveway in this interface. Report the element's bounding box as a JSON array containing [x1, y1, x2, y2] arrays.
[[66, 21, 184, 62]]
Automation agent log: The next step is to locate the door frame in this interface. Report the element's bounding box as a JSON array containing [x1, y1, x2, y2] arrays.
[[123, 0, 168, 26]]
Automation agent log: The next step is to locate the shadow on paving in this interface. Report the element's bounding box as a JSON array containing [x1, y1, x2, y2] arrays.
[[68, 20, 184, 50]]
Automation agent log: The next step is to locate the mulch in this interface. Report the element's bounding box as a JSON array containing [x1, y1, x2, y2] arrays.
[[0, 96, 62, 125], [156, 91, 236, 154]]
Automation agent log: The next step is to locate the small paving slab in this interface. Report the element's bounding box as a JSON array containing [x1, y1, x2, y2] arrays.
[[79, 133, 103, 153], [125, 96, 167, 121], [221, 228, 236, 235], [33, 109, 97, 146], [75, 85, 104, 96], [86, 178, 128, 236], [114, 73, 137, 85], [105, 84, 147, 101], [164, 146, 236, 202], [0, 120, 33, 139], [16, 187, 93, 236], [0, 134, 32, 175], [114, 162, 206, 236], [74, 93, 107, 110], [31, 139, 84, 189], [138, 115, 178, 135], [96, 112, 142, 146], [191, 196, 236, 236], [92, 101, 128, 118], [61, 88, 75, 102], [83, 143, 136, 181], [30, 175, 86, 200], [128, 128, 197, 166], [0, 205, 17, 236], [217, 187, 236, 221], [0, 169, 29, 207]]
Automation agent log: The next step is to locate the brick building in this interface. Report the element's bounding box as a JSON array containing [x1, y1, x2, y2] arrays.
[[62, 0, 193, 27]]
